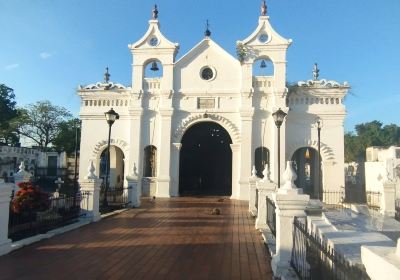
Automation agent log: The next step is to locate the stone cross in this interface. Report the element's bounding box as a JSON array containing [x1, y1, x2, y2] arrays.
[[54, 177, 64, 197]]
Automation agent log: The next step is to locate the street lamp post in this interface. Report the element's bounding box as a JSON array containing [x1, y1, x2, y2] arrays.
[[102, 108, 119, 207], [317, 119, 322, 201], [73, 119, 80, 204], [272, 108, 287, 189]]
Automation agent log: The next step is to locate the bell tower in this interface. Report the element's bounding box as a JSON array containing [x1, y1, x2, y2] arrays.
[[237, 0, 292, 107], [128, 5, 179, 94]]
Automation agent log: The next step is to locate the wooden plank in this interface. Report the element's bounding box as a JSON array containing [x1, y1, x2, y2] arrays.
[[0, 197, 273, 280]]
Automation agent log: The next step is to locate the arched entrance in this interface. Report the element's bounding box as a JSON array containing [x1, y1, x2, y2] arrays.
[[179, 122, 232, 196], [99, 146, 125, 188], [291, 147, 321, 199]]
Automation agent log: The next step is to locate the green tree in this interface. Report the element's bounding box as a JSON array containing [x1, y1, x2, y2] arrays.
[[0, 84, 19, 144], [345, 120, 400, 162], [16, 101, 72, 150], [52, 118, 81, 155]]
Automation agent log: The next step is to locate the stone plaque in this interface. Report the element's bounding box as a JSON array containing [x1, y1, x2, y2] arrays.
[[198, 98, 215, 109]]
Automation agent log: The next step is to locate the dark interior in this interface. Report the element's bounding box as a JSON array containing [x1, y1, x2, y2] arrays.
[[179, 122, 232, 196]]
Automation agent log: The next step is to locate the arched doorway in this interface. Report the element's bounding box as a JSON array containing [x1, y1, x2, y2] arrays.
[[99, 146, 125, 188], [291, 147, 321, 199], [179, 122, 232, 196]]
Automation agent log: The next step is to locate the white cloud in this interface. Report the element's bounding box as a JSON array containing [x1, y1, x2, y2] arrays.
[[40, 51, 53, 59], [4, 63, 19, 70]]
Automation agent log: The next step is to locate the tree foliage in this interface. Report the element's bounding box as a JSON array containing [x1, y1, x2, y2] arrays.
[[0, 84, 19, 144], [52, 118, 81, 155], [16, 101, 72, 150], [345, 121, 400, 162]]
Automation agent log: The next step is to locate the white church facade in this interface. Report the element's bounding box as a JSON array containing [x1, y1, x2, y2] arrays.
[[77, 4, 349, 200]]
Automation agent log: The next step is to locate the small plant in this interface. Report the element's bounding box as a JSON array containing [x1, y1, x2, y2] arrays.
[[11, 182, 50, 214], [236, 43, 247, 63]]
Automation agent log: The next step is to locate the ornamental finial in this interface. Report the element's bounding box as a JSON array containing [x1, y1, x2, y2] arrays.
[[104, 67, 110, 83], [204, 20, 211, 37], [261, 0, 267, 16], [152, 4, 158, 19], [313, 63, 320, 81]]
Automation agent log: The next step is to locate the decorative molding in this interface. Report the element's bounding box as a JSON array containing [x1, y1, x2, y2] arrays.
[[91, 138, 130, 159], [80, 82, 127, 91], [297, 79, 349, 88], [286, 139, 335, 162], [173, 113, 241, 144]]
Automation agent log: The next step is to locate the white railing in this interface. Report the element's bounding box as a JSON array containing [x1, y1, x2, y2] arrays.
[[252, 76, 274, 92], [143, 78, 161, 91]]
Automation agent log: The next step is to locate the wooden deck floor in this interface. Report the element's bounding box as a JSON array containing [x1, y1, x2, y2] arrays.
[[0, 197, 272, 280]]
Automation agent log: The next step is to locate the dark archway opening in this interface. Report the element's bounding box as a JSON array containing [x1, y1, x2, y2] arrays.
[[291, 147, 321, 199], [179, 122, 232, 196]]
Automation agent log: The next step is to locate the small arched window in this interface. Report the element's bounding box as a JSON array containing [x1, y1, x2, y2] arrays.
[[255, 147, 270, 178], [143, 145, 157, 177]]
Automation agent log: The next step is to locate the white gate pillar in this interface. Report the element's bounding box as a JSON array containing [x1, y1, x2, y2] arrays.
[[126, 175, 140, 207], [249, 166, 259, 216], [79, 161, 102, 222], [0, 183, 13, 256], [272, 161, 309, 277], [255, 173, 277, 229]]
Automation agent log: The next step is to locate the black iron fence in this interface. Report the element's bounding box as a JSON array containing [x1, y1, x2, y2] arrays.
[[291, 217, 370, 280], [266, 196, 276, 236], [8, 191, 90, 242], [365, 191, 381, 211], [322, 190, 344, 210], [395, 199, 400, 222], [99, 186, 131, 214]]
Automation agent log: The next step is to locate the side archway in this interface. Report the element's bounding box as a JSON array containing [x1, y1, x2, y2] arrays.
[[291, 147, 321, 199]]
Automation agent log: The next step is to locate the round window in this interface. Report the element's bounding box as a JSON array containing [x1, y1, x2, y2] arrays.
[[201, 67, 214, 80], [149, 37, 158, 46], [259, 33, 269, 43]]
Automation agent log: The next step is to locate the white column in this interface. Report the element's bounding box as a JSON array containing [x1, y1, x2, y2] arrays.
[[0, 183, 13, 256], [230, 144, 241, 199], [156, 109, 173, 197], [381, 181, 396, 217], [239, 109, 254, 200], [170, 143, 182, 197], [126, 175, 140, 207]]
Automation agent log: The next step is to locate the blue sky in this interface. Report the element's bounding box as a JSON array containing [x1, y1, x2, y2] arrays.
[[1, 0, 399, 132]]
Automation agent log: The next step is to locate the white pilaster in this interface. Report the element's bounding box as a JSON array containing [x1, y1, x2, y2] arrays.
[[239, 109, 254, 200], [79, 161, 102, 222], [170, 143, 182, 197], [230, 144, 241, 199], [156, 109, 173, 197]]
